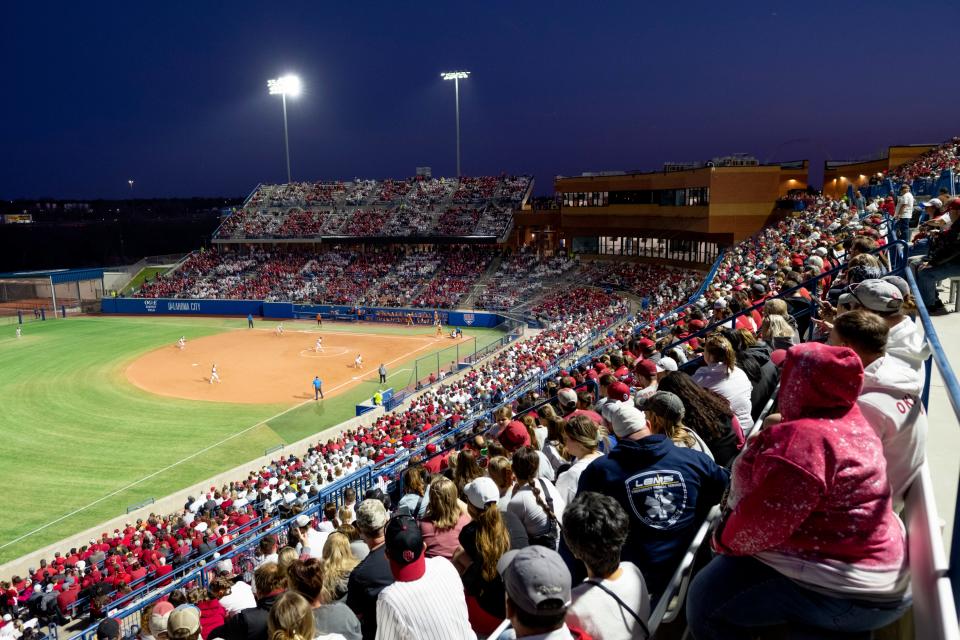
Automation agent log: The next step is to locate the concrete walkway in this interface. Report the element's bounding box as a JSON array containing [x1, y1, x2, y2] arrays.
[[926, 311, 959, 555]]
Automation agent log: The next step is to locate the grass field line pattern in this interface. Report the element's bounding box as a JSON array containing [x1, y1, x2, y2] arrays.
[[0, 330, 444, 552]]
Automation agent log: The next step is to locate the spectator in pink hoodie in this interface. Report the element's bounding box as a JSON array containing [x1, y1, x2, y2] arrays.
[[687, 342, 909, 639]]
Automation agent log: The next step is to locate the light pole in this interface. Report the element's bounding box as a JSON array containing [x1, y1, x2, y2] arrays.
[[441, 71, 470, 177], [267, 74, 302, 184]]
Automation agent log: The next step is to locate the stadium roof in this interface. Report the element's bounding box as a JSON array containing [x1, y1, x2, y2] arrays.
[[0, 267, 104, 284]]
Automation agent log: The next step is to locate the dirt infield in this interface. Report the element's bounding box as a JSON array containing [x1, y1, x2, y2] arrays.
[[125, 326, 456, 404]]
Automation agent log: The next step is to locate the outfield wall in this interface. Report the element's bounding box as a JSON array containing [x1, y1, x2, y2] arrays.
[[101, 297, 507, 328]]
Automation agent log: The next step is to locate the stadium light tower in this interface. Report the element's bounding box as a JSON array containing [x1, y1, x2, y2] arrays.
[[441, 71, 470, 177], [267, 74, 302, 184]]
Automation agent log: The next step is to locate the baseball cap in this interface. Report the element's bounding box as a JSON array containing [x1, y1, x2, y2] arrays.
[[149, 601, 175, 637], [713, 298, 728, 310], [385, 515, 425, 582], [644, 391, 686, 423], [295, 514, 311, 528], [167, 605, 201, 639], [881, 275, 909, 299], [556, 387, 578, 407], [607, 381, 630, 402], [498, 546, 571, 618], [844, 279, 904, 314], [922, 198, 943, 209], [355, 499, 388, 534], [634, 359, 660, 379], [602, 402, 647, 438], [96, 619, 120, 640], [463, 477, 500, 510], [499, 420, 531, 450], [637, 338, 655, 352], [658, 356, 678, 372]]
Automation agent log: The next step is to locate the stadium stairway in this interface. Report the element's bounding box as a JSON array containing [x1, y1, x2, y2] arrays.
[[459, 252, 503, 309]]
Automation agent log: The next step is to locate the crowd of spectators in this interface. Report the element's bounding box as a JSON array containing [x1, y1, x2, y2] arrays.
[[886, 137, 960, 183], [8, 180, 945, 639], [215, 176, 530, 241], [475, 250, 577, 311]]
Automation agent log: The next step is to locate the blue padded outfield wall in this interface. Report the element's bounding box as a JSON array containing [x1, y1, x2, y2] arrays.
[[102, 298, 506, 328]]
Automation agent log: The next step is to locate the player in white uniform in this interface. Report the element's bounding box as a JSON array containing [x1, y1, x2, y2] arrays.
[[315, 337, 323, 352], [354, 353, 363, 369], [276, 323, 284, 336], [210, 363, 221, 384], [177, 336, 186, 350], [16, 326, 22, 339]]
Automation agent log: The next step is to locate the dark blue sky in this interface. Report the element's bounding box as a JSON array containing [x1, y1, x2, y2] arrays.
[[2, 0, 958, 199]]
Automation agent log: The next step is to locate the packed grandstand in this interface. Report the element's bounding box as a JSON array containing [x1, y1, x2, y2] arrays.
[[3, 138, 960, 640]]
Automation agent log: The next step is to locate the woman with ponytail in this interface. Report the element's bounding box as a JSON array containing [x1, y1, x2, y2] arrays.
[[454, 477, 514, 635], [266, 591, 314, 640], [506, 446, 566, 550]]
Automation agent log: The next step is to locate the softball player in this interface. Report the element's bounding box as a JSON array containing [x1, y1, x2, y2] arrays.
[[315, 336, 324, 352], [210, 363, 221, 384]]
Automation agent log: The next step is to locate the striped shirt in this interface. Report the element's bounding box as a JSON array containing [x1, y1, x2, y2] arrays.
[[375, 557, 476, 640]]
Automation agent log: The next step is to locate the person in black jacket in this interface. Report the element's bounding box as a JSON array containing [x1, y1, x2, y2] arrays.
[[209, 563, 286, 640], [916, 218, 960, 315]]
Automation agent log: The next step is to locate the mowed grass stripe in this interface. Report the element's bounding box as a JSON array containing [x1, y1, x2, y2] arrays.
[[0, 316, 505, 563]]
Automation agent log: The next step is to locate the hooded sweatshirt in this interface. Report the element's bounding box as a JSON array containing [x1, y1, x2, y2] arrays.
[[578, 434, 729, 599], [858, 356, 927, 511], [885, 316, 931, 373], [714, 343, 908, 603]]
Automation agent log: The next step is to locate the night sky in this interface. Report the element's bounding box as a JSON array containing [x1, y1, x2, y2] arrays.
[[2, 0, 958, 199]]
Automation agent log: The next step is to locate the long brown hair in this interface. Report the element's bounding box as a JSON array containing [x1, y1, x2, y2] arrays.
[[511, 447, 558, 526], [703, 335, 736, 372], [468, 501, 510, 582], [657, 371, 731, 440], [452, 449, 483, 493], [425, 476, 461, 531]]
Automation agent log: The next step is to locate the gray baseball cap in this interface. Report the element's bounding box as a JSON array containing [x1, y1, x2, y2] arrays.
[[645, 391, 686, 423], [842, 279, 904, 315], [497, 546, 571, 617]]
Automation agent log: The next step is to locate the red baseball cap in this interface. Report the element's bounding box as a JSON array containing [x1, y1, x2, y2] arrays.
[[607, 382, 631, 402], [499, 421, 531, 450]]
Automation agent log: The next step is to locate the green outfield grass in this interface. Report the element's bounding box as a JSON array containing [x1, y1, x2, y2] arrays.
[[0, 316, 506, 564]]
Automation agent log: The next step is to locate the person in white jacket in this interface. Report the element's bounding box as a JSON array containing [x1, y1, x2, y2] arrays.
[[843, 277, 931, 374], [692, 335, 754, 430], [830, 310, 927, 510]]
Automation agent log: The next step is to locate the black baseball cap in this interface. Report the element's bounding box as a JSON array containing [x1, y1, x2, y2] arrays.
[[385, 515, 425, 582]]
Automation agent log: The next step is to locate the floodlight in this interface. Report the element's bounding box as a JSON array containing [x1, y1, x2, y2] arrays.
[[267, 74, 302, 97], [441, 71, 470, 81]]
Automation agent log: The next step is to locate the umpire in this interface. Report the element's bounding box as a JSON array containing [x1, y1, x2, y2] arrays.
[[378, 363, 387, 384]]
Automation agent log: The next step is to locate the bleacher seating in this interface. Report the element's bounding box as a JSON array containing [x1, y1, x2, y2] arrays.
[[214, 175, 531, 240], [5, 190, 959, 640]]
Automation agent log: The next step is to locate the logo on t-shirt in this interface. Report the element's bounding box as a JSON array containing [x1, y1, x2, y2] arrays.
[[625, 470, 687, 530]]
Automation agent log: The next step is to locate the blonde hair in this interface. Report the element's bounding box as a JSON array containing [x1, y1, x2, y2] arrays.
[[320, 532, 359, 603], [426, 476, 461, 531], [560, 415, 601, 453], [487, 456, 514, 493], [761, 314, 793, 342], [267, 591, 314, 640], [466, 502, 510, 582], [277, 546, 298, 571], [646, 412, 697, 449], [703, 335, 736, 372]]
